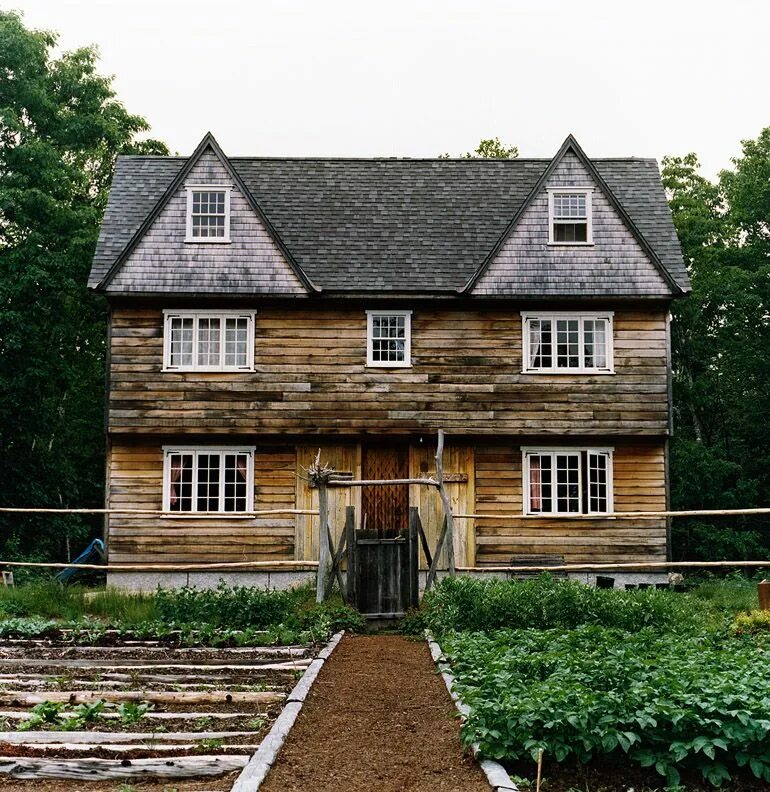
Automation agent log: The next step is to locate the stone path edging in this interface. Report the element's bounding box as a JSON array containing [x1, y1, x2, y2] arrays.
[[426, 632, 519, 792], [230, 631, 345, 791]]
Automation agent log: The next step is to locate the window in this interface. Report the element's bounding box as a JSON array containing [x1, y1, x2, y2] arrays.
[[366, 311, 412, 367], [185, 186, 231, 242], [548, 188, 592, 244], [522, 312, 613, 373], [163, 311, 254, 372], [523, 448, 613, 515], [163, 447, 254, 514]]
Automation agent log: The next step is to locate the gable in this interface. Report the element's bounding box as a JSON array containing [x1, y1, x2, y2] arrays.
[[106, 149, 308, 296], [470, 151, 672, 297]]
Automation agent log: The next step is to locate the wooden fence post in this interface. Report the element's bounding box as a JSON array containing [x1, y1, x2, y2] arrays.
[[435, 429, 456, 575], [316, 481, 331, 603], [759, 580, 770, 611], [408, 507, 420, 608], [344, 506, 356, 606]]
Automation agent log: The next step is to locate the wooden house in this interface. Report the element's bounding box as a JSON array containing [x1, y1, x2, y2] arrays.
[[89, 133, 689, 597]]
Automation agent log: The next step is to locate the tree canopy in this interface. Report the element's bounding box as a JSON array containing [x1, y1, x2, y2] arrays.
[[0, 11, 167, 561]]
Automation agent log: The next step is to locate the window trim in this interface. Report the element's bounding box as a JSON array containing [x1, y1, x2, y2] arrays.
[[365, 310, 413, 368], [162, 309, 255, 373], [520, 311, 614, 375], [185, 185, 232, 243], [547, 186, 593, 246], [521, 446, 614, 516], [162, 445, 255, 515]]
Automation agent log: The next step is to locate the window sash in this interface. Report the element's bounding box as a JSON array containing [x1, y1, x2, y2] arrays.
[[524, 449, 612, 516], [549, 189, 592, 244], [524, 314, 612, 373], [165, 449, 253, 513], [165, 313, 253, 371], [366, 311, 412, 367], [190, 190, 227, 238]]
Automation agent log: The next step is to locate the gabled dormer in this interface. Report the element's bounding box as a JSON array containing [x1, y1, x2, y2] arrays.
[[464, 135, 683, 298], [97, 133, 315, 296]]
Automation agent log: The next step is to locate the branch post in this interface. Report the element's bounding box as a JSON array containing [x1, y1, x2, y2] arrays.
[[435, 429, 456, 575], [306, 450, 336, 603]]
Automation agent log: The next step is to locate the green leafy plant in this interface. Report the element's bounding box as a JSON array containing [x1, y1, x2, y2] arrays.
[[118, 701, 153, 725], [731, 609, 770, 635], [441, 626, 770, 787], [17, 700, 65, 731], [197, 738, 223, 751], [61, 699, 107, 730]]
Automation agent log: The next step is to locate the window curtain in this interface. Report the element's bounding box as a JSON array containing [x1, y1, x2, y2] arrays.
[[169, 457, 183, 506], [529, 456, 542, 511]]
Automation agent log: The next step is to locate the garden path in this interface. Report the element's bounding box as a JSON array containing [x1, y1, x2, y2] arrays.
[[261, 634, 489, 792]]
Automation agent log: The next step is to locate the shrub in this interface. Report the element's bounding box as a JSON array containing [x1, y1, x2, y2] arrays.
[[416, 575, 702, 635], [441, 627, 770, 787], [731, 609, 770, 635]]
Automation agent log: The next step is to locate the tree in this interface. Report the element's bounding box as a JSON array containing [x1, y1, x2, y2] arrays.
[[0, 11, 167, 562], [440, 137, 519, 159], [662, 130, 770, 560]]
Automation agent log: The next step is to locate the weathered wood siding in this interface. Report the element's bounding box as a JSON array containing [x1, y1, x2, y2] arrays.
[[473, 152, 671, 297], [109, 306, 669, 436], [473, 442, 667, 565], [108, 151, 307, 296], [107, 443, 296, 564]]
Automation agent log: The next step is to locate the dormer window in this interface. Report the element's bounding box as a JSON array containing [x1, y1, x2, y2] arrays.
[[548, 188, 592, 244], [185, 186, 231, 242]]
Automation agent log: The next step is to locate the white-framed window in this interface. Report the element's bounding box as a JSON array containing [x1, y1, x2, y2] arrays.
[[163, 310, 255, 372], [185, 186, 231, 242], [523, 448, 613, 516], [366, 310, 412, 368], [163, 446, 255, 514], [521, 312, 613, 374], [548, 187, 593, 244]]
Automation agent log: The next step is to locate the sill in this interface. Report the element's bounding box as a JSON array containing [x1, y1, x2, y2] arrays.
[[521, 369, 615, 375], [184, 238, 232, 244], [365, 363, 413, 369], [523, 513, 616, 520], [162, 367, 255, 374], [547, 242, 594, 247], [161, 514, 255, 520]]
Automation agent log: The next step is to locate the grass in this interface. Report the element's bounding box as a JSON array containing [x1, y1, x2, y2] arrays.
[[687, 575, 759, 618], [0, 580, 157, 625]]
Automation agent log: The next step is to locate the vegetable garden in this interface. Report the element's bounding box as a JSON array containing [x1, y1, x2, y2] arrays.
[[409, 575, 770, 790]]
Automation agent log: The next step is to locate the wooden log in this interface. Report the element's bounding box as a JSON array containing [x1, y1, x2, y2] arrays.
[[10, 743, 261, 754], [0, 710, 257, 721], [344, 505, 356, 605], [0, 730, 258, 744], [0, 690, 285, 706], [434, 429, 456, 575], [0, 659, 310, 672], [316, 480, 331, 603], [0, 754, 249, 780]]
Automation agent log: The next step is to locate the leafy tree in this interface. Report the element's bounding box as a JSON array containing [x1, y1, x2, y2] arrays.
[[0, 11, 167, 561], [440, 137, 519, 159], [663, 130, 770, 560]]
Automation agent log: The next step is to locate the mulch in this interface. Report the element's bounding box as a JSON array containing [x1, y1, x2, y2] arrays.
[[261, 635, 490, 792]]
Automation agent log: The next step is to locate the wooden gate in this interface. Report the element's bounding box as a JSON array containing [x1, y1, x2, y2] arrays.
[[344, 506, 419, 617]]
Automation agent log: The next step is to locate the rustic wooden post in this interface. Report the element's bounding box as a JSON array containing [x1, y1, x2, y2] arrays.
[[425, 514, 448, 592], [408, 507, 420, 608], [316, 480, 331, 603], [435, 429, 456, 575], [344, 505, 356, 605], [759, 580, 770, 611]]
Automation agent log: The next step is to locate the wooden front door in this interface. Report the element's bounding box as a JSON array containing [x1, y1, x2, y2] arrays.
[[361, 446, 409, 537]]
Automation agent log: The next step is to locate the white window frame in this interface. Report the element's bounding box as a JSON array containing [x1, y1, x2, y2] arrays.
[[162, 310, 255, 372], [185, 185, 231, 243], [522, 447, 614, 516], [521, 311, 614, 374], [162, 446, 255, 516], [366, 310, 412, 368], [547, 187, 593, 245]]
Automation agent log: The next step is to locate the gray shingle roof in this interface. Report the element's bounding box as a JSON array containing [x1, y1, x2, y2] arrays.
[[89, 153, 688, 294]]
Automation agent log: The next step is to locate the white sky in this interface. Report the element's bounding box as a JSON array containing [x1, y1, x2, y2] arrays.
[[12, 0, 770, 177]]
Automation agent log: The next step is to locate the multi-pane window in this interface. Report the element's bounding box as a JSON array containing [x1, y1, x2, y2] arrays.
[[163, 311, 254, 371], [164, 448, 254, 513], [366, 311, 412, 367], [524, 449, 613, 515], [186, 187, 230, 241], [549, 188, 592, 243], [522, 313, 613, 373]]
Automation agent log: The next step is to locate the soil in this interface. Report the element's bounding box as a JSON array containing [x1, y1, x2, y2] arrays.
[[261, 635, 490, 792], [507, 756, 770, 792]]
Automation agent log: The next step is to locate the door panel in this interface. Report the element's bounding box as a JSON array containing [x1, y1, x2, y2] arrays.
[[361, 446, 409, 536]]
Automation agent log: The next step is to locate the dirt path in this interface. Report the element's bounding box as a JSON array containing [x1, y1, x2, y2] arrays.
[[261, 635, 489, 792]]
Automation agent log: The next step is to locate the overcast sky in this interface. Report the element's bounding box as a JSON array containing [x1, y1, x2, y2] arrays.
[[13, 0, 770, 177]]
